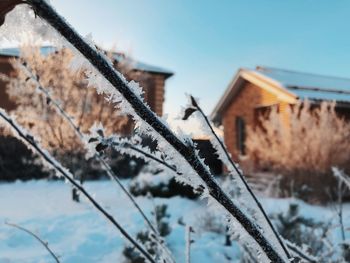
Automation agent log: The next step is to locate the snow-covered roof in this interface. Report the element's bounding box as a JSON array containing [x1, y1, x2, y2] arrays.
[[211, 66, 350, 124], [0, 46, 173, 77], [255, 66, 350, 103], [112, 53, 173, 77]]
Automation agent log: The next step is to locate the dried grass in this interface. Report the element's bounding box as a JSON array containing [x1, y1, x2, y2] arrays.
[[5, 46, 146, 153], [246, 101, 350, 200]]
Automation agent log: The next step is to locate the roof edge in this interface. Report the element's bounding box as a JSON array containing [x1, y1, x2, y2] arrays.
[[0, 45, 174, 77], [210, 68, 245, 124], [210, 68, 297, 125], [257, 65, 350, 83]]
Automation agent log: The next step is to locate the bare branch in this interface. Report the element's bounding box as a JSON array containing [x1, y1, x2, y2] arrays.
[[241, 244, 259, 263], [284, 240, 319, 263], [189, 95, 291, 259], [24, 1, 287, 261], [5, 222, 60, 263], [185, 225, 193, 263], [17, 60, 177, 261], [18, 60, 160, 235], [0, 109, 155, 263], [331, 167, 348, 252]]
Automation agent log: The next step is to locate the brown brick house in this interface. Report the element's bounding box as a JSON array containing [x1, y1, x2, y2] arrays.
[[211, 66, 350, 161], [0, 46, 173, 181], [0, 46, 173, 117]]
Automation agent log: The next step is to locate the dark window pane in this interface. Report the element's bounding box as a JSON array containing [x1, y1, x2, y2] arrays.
[[236, 116, 245, 155]]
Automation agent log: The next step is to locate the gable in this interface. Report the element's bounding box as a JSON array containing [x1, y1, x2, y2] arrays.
[[211, 69, 296, 124]]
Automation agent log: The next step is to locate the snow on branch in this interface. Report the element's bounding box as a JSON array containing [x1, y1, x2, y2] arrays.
[[0, 109, 155, 263], [182, 95, 291, 259], [331, 167, 349, 260], [15, 59, 175, 262], [3, 1, 287, 261], [89, 132, 176, 173], [87, 130, 205, 194], [284, 239, 318, 263]]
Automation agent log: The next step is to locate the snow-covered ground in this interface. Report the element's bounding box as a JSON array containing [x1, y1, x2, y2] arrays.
[[0, 180, 349, 263]]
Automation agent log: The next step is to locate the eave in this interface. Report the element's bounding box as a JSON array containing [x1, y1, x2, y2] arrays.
[[210, 68, 297, 125]]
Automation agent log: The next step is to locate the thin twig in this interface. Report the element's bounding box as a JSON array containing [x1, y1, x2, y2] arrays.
[[127, 143, 179, 173], [331, 169, 347, 246], [5, 222, 60, 263], [241, 244, 258, 263], [19, 61, 160, 236], [192, 98, 291, 260], [24, 1, 286, 261], [18, 60, 176, 263], [0, 110, 155, 263], [337, 180, 346, 243], [185, 225, 192, 263], [284, 240, 318, 263]]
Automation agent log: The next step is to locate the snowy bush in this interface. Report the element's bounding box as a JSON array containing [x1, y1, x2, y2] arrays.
[[4, 47, 138, 180], [272, 203, 332, 259], [129, 168, 198, 199], [5, 47, 131, 154], [123, 204, 171, 263]]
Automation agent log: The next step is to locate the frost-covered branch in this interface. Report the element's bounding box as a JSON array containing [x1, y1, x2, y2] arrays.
[[5, 1, 287, 261], [5, 222, 60, 263], [183, 95, 291, 259], [284, 240, 318, 263], [92, 134, 206, 195], [0, 109, 155, 263], [241, 244, 259, 263], [17, 59, 176, 260], [19, 60, 151, 225], [20, 61, 84, 138], [99, 134, 179, 174]]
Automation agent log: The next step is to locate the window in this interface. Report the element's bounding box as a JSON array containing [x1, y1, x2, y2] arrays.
[[236, 116, 246, 155]]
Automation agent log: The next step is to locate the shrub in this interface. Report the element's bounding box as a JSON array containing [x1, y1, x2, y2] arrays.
[[5, 47, 149, 180], [246, 101, 350, 201], [123, 204, 171, 263], [107, 150, 145, 179], [0, 135, 49, 181], [129, 168, 199, 199], [6, 47, 131, 155], [271, 203, 332, 261]]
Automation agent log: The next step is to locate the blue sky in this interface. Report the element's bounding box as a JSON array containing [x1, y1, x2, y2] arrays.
[[49, 0, 350, 117]]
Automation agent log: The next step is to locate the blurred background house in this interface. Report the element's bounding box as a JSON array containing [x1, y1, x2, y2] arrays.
[[211, 66, 350, 201], [0, 46, 173, 181], [0, 46, 173, 116], [211, 66, 350, 159]]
